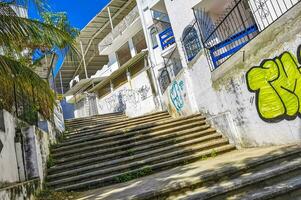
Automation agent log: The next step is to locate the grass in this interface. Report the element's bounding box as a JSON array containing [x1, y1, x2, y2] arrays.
[[46, 155, 55, 168], [35, 189, 79, 200], [115, 166, 153, 183], [211, 149, 217, 158], [127, 148, 135, 156], [57, 132, 67, 143]]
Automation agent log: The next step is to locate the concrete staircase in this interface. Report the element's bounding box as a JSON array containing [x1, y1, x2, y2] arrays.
[[167, 146, 301, 200], [46, 111, 235, 191], [75, 145, 301, 200]]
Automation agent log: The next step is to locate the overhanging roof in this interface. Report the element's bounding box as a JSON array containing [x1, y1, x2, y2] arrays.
[[56, 0, 137, 94], [64, 77, 106, 97]]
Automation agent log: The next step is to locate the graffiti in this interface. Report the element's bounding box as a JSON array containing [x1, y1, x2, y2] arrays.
[[255, 0, 270, 19], [246, 45, 301, 121], [170, 80, 185, 112], [137, 85, 150, 101], [102, 86, 151, 112]]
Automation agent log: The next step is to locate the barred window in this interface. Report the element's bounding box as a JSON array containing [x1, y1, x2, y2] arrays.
[[182, 26, 202, 61]]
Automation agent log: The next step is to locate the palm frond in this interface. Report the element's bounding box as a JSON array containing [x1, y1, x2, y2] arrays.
[[0, 14, 77, 49], [0, 55, 55, 119], [1, 0, 49, 13]]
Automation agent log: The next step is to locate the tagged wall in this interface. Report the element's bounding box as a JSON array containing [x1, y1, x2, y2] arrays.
[[161, 70, 196, 117], [186, 3, 301, 147], [97, 71, 158, 117], [246, 46, 301, 122]]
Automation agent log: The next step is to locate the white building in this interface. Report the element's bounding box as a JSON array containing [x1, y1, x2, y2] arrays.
[[58, 0, 161, 118]]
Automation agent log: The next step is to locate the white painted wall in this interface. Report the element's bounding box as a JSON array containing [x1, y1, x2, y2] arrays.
[[97, 70, 158, 117], [175, 3, 301, 147], [0, 110, 20, 183], [0, 109, 57, 188]]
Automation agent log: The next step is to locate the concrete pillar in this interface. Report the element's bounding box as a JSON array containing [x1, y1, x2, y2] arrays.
[[110, 80, 114, 92], [108, 52, 120, 69], [128, 38, 137, 57], [80, 40, 88, 79]]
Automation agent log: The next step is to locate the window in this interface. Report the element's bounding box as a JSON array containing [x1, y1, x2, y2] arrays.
[[150, 27, 158, 49], [128, 58, 145, 78], [182, 26, 202, 61], [158, 67, 171, 93]]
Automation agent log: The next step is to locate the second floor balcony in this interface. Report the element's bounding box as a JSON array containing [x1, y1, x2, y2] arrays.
[[99, 6, 140, 54]]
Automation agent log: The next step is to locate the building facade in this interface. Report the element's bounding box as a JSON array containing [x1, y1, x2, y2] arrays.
[[60, 0, 301, 148], [136, 0, 301, 147]]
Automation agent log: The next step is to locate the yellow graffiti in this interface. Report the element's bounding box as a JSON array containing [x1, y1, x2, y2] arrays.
[[247, 46, 301, 121]]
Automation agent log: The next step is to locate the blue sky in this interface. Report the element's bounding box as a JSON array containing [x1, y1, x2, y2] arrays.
[[29, 0, 110, 77]]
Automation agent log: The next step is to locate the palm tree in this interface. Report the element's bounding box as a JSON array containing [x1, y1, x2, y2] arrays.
[[0, 0, 78, 123]]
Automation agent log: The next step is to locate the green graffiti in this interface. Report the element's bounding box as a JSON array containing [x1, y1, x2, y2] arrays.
[[247, 45, 301, 121]]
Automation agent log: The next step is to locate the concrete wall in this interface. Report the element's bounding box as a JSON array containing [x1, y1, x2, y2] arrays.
[[74, 97, 90, 118], [0, 110, 20, 183], [0, 109, 57, 198], [0, 179, 40, 200], [97, 70, 159, 117], [161, 69, 196, 117], [22, 126, 51, 182], [167, 2, 301, 147]]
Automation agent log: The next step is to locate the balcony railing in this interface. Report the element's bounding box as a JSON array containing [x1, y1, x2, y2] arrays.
[[159, 27, 175, 50], [195, 0, 301, 70], [99, 6, 140, 53]]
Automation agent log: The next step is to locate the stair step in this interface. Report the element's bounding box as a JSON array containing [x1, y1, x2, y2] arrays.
[[65, 115, 128, 129], [176, 157, 301, 200], [48, 131, 222, 178], [65, 113, 172, 140], [52, 116, 206, 154], [65, 112, 124, 123], [66, 111, 170, 134], [51, 144, 235, 191], [65, 113, 127, 129], [59, 115, 203, 148], [50, 125, 214, 170], [52, 121, 209, 162], [127, 146, 301, 200], [239, 176, 301, 200], [65, 113, 126, 124]]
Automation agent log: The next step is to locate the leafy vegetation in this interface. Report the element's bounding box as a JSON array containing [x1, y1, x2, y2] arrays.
[[0, 0, 79, 124], [115, 166, 153, 183], [46, 155, 55, 168]]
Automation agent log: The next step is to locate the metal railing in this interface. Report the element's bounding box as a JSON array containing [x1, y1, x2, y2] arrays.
[[159, 27, 176, 50], [181, 20, 203, 62], [194, 0, 301, 70], [158, 67, 171, 93]]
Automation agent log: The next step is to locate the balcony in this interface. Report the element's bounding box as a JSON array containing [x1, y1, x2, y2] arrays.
[[194, 0, 300, 70], [99, 6, 140, 54], [159, 27, 175, 50]]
